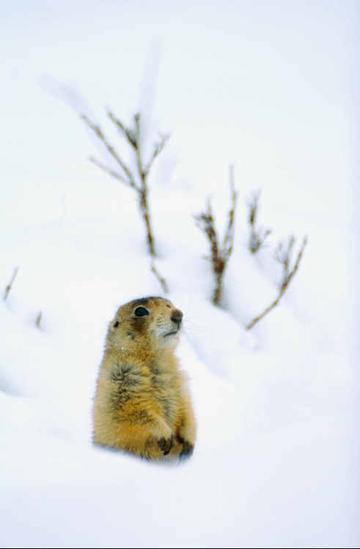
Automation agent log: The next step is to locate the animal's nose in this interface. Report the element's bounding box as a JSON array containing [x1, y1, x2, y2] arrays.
[[171, 309, 183, 326]]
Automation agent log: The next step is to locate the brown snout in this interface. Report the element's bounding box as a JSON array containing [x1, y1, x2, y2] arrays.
[[171, 309, 183, 327]]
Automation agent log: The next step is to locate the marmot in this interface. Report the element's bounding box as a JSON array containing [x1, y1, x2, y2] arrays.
[[93, 296, 196, 460]]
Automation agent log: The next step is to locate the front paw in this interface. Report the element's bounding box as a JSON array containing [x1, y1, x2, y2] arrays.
[[158, 435, 174, 456], [177, 436, 194, 459]]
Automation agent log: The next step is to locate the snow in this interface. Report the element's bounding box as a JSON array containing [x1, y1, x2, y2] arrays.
[[1, 1, 359, 548]]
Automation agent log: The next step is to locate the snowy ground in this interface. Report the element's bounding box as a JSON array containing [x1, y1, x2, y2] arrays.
[[1, 1, 359, 548], [0, 178, 358, 548]]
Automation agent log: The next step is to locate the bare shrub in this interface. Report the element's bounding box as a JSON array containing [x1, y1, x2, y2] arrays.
[[81, 111, 169, 258], [246, 236, 308, 329], [195, 172, 238, 306]]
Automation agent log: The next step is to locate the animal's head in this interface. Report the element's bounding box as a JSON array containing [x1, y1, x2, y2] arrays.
[[107, 296, 183, 352]]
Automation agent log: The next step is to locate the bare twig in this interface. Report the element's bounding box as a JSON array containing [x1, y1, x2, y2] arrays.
[[3, 267, 19, 301], [81, 114, 137, 189], [131, 112, 157, 257], [81, 110, 169, 259], [222, 166, 237, 258], [246, 236, 308, 329], [150, 261, 169, 294], [274, 236, 296, 281], [89, 156, 130, 186], [144, 133, 170, 176], [195, 170, 238, 306], [247, 190, 272, 254], [107, 110, 137, 148]]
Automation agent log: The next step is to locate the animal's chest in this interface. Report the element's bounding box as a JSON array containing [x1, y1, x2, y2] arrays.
[[151, 370, 180, 423]]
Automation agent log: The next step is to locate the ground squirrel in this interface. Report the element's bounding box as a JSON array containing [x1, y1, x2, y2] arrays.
[[93, 296, 196, 460]]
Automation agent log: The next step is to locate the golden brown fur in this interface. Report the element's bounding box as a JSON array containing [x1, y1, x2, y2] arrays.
[[93, 296, 196, 460]]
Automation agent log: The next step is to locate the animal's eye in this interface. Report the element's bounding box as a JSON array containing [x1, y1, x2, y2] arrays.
[[134, 306, 149, 317], [113, 321, 119, 328]]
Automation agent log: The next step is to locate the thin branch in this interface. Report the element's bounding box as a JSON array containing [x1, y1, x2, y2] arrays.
[[280, 236, 308, 289], [195, 200, 220, 268], [89, 156, 134, 187], [107, 110, 137, 148], [246, 236, 308, 329], [133, 112, 145, 182], [247, 190, 272, 254], [80, 114, 137, 189], [195, 174, 238, 306], [139, 188, 156, 257], [134, 112, 141, 144], [274, 235, 296, 282], [222, 168, 237, 260], [129, 112, 157, 257], [150, 261, 169, 294], [3, 267, 19, 301], [144, 134, 170, 177]]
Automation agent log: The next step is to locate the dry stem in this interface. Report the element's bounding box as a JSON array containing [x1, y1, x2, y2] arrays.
[[246, 236, 308, 329], [195, 173, 238, 306], [3, 267, 19, 301], [247, 190, 272, 254], [81, 111, 169, 258], [150, 261, 169, 294]]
